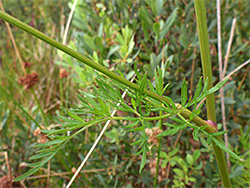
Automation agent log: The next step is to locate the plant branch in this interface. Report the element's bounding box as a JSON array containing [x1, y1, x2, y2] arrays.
[[194, 0, 231, 187], [66, 74, 136, 188], [224, 58, 250, 80], [0, 11, 215, 131]]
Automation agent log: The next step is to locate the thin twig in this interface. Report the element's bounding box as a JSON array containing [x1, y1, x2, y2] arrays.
[[217, 0, 230, 170], [190, 58, 250, 112], [62, 0, 78, 45], [27, 165, 123, 180], [0, 0, 26, 75], [224, 59, 250, 81], [237, 66, 250, 91], [66, 74, 137, 188], [222, 18, 237, 78], [4, 152, 12, 181], [217, 0, 223, 78]]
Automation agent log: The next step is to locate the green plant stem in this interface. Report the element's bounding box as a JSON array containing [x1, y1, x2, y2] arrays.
[[154, 111, 163, 188], [0, 11, 215, 133], [194, 0, 231, 187], [31, 88, 49, 126]]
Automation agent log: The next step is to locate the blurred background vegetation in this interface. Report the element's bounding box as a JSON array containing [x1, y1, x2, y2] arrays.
[[0, 0, 249, 187]]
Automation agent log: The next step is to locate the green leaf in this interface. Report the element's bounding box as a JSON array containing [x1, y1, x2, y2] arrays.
[[181, 78, 187, 106], [29, 151, 55, 160], [116, 105, 134, 113], [186, 154, 193, 165], [229, 166, 244, 178], [159, 8, 178, 39], [123, 120, 140, 129], [139, 145, 148, 173], [97, 98, 110, 115], [67, 111, 85, 123], [193, 150, 201, 161], [207, 136, 212, 145], [139, 73, 147, 96], [153, 22, 160, 36], [60, 116, 81, 125], [163, 123, 186, 130], [197, 78, 209, 101], [41, 129, 67, 135], [170, 117, 185, 124], [180, 35, 189, 49], [204, 78, 228, 96], [37, 145, 60, 153], [163, 96, 176, 110], [134, 126, 145, 131], [139, 6, 153, 25], [134, 62, 141, 80], [148, 79, 156, 93], [169, 148, 178, 157], [156, 128, 179, 137], [131, 139, 142, 146], [173, 168, 184, 178], [209, 130, 228, 136], [162, 83, 170, 96], [151, 107, 172, 113], [131, 98, 137, 109], [78, 91, 99, 107], [192, 77, 203, 102], [14, 165, 42, 182], [211, 137, 241, 160], [35, 140, 64, 148], [192, 129, 199, 141]]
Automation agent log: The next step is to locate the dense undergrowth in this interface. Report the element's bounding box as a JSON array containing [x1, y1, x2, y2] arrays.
[[0, 0, 249, 187]]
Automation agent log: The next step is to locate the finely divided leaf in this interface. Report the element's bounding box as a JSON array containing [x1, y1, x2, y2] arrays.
[[192, 77, 202, 102], [211, 137, 241, 160], [97, 98, 110, 115], [204, 78, 228, 96], [14, 165, 42, 182], [156, 128, 179, 137], [29, 151, 55, 160], [67, 111, 85, 123], [209, 130, 228, 136], [139, 144, 148, 173], [35, 140, 64, 148], [123, 120, 140, 129]]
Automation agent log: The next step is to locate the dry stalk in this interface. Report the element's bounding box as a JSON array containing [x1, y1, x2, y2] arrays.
[[0, 0, 26, 75], [217, 0, 230, 170], [223, 18, 237, 78]]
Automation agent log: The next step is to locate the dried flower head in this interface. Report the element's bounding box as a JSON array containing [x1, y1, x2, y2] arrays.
[[18, 71, 38, 89], [0, 176, 12, 188], [148, 157, 167, 183], [34, 125, 48, 143], [145, 127, 162, 146], [24, 61, 33, 69], [59, 68, 69, 78], [38, 134, 48, 144]]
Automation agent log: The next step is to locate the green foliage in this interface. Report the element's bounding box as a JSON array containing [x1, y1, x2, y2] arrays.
[[15, 68, 239, 181], [0, 0, 249, 187]]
